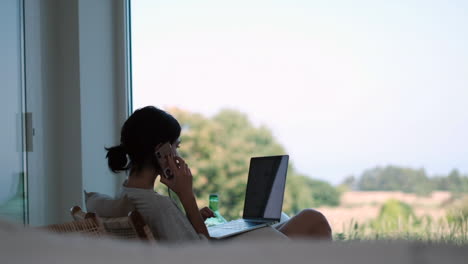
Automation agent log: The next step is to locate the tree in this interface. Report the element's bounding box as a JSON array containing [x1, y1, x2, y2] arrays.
[[371, 199, 418, 232], [352, 165, 468, 195], [160, 108, 341, 219], [340, 175, 357, 190], [356, 166, 433, 195]]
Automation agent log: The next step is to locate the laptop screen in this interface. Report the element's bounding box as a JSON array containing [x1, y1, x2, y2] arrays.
[[243, 155, 289, 220]]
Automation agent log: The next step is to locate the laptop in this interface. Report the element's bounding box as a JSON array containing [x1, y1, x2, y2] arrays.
[[208, 155, 289, 239]]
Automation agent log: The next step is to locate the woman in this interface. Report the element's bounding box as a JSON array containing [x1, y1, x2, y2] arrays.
[[106, 106, 332, 242]]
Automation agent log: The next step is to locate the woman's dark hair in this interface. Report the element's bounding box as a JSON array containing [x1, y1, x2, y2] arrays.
[[106, 106, 181, 173]]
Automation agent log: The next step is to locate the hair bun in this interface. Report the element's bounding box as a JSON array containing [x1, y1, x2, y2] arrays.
[[106, 145, 128, 172]]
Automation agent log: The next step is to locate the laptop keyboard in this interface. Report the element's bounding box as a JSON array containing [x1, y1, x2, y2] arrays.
[[211, 219, 263, 230]]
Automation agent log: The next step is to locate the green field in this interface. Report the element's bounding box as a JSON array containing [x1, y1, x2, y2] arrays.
[[333, 200, 468, 245]]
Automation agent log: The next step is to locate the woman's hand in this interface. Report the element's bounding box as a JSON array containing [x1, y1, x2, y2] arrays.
[[159, 154, 194, 198], [160, 154, 211, 238], [199, 207, 215, 221]]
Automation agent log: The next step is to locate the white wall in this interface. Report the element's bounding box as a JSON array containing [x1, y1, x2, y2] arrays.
[[78, 0, 129, 196], [25, 0, 130, 225]]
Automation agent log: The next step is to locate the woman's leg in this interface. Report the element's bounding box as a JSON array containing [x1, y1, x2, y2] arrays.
[[275, 209, 332, 240]]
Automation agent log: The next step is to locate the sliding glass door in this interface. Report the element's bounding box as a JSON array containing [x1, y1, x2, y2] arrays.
[[0, 0, 28, 224]]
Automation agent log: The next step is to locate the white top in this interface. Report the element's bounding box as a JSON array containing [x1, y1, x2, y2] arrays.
[[118, 184, 203, 242]]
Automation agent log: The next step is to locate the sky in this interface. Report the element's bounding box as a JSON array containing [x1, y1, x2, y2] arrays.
[[131, 0, 468, 184]]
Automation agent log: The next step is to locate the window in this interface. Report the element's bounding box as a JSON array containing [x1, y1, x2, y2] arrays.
[[0, 0, 28, 224], [130, 0, 468, 242]]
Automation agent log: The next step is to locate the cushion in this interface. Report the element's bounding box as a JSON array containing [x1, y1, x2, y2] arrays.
[[3, 223, 466, 264], [84, 191, 136, 217]]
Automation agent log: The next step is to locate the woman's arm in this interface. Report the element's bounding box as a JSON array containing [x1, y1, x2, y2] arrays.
[[178, 191, 210, 238], [160, 155, 210, 238]]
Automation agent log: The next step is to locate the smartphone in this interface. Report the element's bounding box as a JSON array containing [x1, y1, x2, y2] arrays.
[[155, 142, 176, 179]]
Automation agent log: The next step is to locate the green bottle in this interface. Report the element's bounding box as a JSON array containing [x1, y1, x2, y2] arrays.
[[205, 194, 227, 227]]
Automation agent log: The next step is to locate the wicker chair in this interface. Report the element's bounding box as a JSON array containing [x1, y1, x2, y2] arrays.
[[70, 206, 157, 242], [45, 212, 103, 237]]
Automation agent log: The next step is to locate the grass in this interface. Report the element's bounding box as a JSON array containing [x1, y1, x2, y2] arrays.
[[334, 215, 468, 245]]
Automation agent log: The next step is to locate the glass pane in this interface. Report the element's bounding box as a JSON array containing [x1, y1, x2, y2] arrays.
[[0, 0, 26, 223], [131, 1, 468, 242]]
